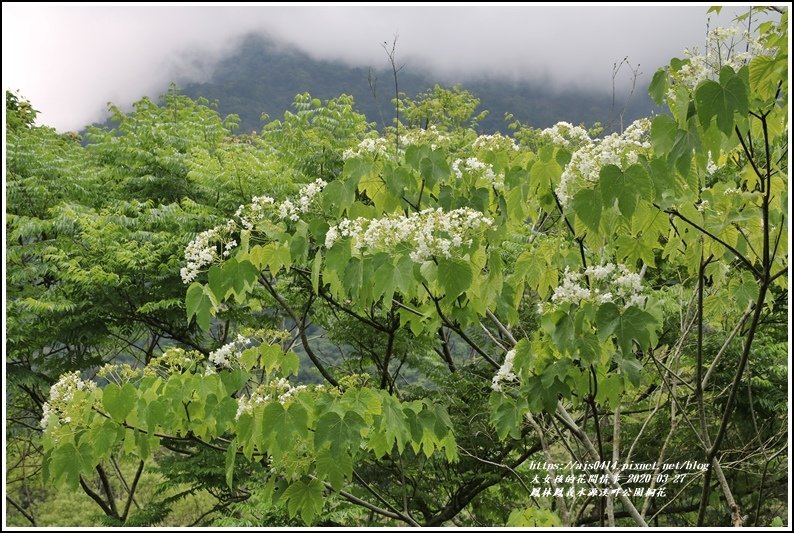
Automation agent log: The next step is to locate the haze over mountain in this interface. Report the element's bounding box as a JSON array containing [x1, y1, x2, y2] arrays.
[[5, 5, 737, 132], [178, 34, 659, 135]]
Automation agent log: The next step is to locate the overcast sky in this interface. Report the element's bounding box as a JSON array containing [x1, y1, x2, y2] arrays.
[[2, 3, 747, 132]]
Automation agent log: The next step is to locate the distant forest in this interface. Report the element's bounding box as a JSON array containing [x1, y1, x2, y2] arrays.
[[177, 34, 660, 134]]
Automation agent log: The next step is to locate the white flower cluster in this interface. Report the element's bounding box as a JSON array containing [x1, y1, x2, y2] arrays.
[[343, 137, 392, 160], [182, 180, 327, 284], [451, 157, 504, 190], [278, 178, 327, 222], [706, 153, 719, 176], [555, 119, 652, 207], [235, 389, 270, 420], [491, 349, 518, 392], [181, 219, 237, 284], [278, 385, 308, 404], [668, 26, 774, 99], [325, 207, 493, 263], [40, 371, 97, 429], [472, 133, 519, 152], [209, 334, 251, 368], [234, 379, 312, 420], [546, 263, 645, 310], [400, 125, 450, 149], [235, 195, 275, 231], [540, 122, 591, 149]]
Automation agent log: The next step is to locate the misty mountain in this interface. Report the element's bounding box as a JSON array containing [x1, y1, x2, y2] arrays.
[[179, 34, 660, 134]]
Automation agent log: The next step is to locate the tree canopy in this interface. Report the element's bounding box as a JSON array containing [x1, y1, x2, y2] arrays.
[[5, 7, 789, 528]]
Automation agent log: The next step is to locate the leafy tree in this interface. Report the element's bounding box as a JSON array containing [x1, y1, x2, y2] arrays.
[[398, 83, 489, 132], [9, 7, 789, 527], [6, 88, 283, 525]]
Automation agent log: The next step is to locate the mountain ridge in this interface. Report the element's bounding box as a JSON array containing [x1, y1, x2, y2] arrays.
[[177, 33, 660, 134]]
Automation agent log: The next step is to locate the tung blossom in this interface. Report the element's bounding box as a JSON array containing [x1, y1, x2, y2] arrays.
[[451, 157, 504, 190], [492, 349, 518, 392], [209, 334, 251, 368], [325, 207, 493, 263], [181, 179, 327, 284], [544, 263, 646, 311], [553, 119, 651, 207], [40, 371, 97, 430]]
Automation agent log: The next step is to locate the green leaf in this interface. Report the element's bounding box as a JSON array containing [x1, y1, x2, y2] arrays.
[[324, 239, 351, 278], [615, 235, 657, 267], [619, 306, 658, 355], [372, 259, 396, 305], [282, 351, 300, 377], [343, 257, 363, 298], [311, 251, 322, 294], [378, 394, 409, 453], [695, 68, 748, 135], [103, 382, 137, 423], [90, 420, 122, 460], [262, 401, 308, 456], [600, 164, 651, 219], [254, 243, 292, 274], [315, 447, 352, 491], [239, 346, 260, 372], [437, 258, 472, 299], [529, 158, 562, 188], [417, 408, 442, 458], [225, 258, 259, 299], [651, 115, 678, 155], [618, 356, 644, 387], [669, 120, 701, 176], [282, 478, 324, 525], [489, 393, 524, 440], [342, 157, 373, 183], [405, 145, 430, 170], [259, 343, 285, 374], [541, 309, 576, 353], [314, 411, 365, 454], [393, 254, 415, 294], [134, 430, 158, 460], [186, 282, 214, 331], [648, 68, 668, 106], [384, 166, 413, 197], [597, 303, 658, 356], [340, 387, 382, 418], [419, 150, 449, 189], [50, 443, 82, 489], [729, 271, 759, 309], [505, 185, 528, 220], [145, 399, 166, 434], [207, 258, 259, 301], [595, 373, 623, 407], [749, 55, 783, 100], [571, 188, 601, 232], [225, 438, 237, 489], [321, 180, 354, 216]]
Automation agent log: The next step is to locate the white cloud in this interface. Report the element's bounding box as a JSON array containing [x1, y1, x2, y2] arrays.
[[2, 3, 747, 131]]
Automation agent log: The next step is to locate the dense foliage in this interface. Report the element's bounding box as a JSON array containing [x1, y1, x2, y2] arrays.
[[5, 7, 789, 527]]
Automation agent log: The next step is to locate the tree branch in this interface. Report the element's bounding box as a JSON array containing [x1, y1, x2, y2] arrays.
[[79, 475, 117, 519], [6, 496, 36, 526], [260, 275, 338, 387], [664, 208, 760, 278], [120, 460, 144, 523]]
